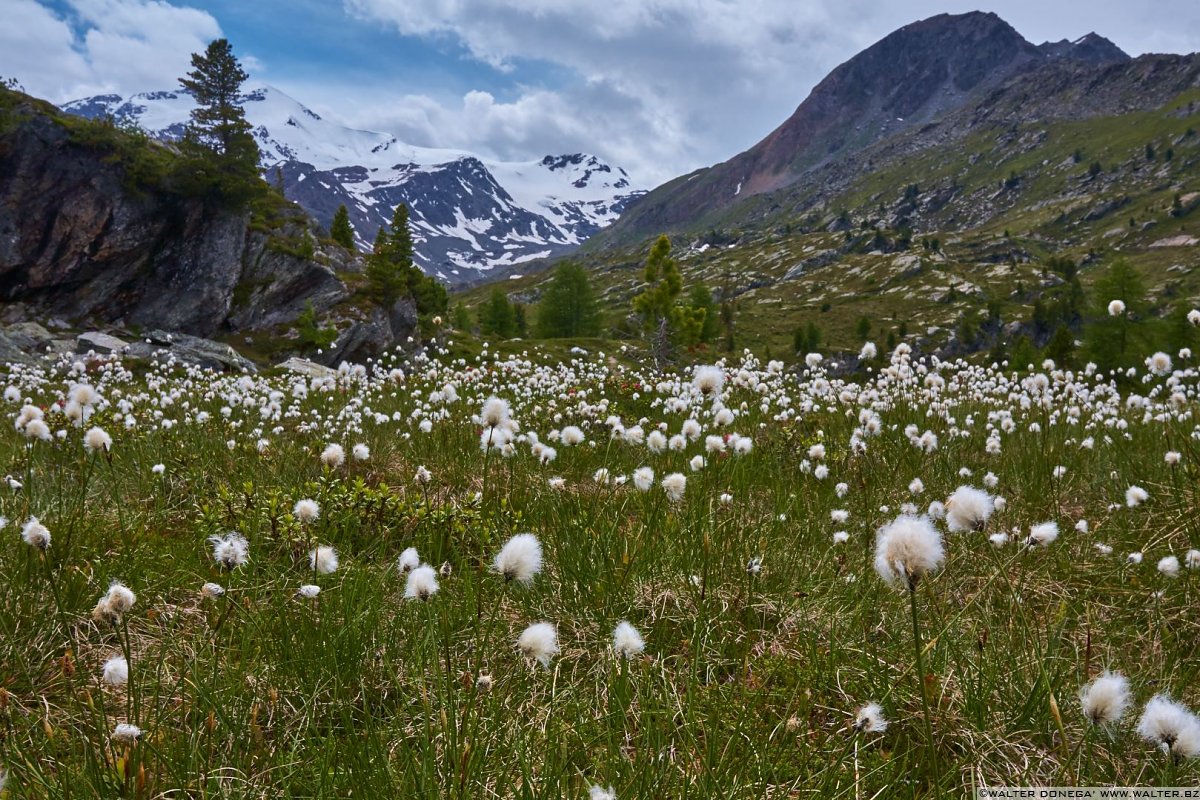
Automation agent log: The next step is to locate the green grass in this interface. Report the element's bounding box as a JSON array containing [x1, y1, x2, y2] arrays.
[[2, 344, 1200, 797]]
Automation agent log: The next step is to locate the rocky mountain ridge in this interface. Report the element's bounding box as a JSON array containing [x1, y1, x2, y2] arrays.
[[598, 11, 1135, 246], [61, 86, 645, 285]]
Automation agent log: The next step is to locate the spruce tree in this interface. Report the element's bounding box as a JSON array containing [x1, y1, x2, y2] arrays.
[[480, 288, 518, 339], [366, 204, 414, 310], [178, 38, 259, 189], [687, 284, 720, 344], [535, 261, 601, 338], [330, 204, 354, 249]]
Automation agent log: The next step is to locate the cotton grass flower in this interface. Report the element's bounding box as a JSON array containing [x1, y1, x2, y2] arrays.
[[404, 565, 439, 600], [1137, 695, 1200, 759], [92, 581, 136, 624], [1107, 299, 1126, 316], [945, 485, 994, 532], [661, 472, 686, 503], [201, 582, 225, 598], [397, 547, 420, 573], [102, 656, 129, 687], [293, 498, 320, 523], [633, 466, 654, 492], [517, 621, 559, 667], [1080, 672, 1130, 726], [83, 426, 112, 453], [1026, 521, 1059, 548], [589, 785, 616, 800], [351, 443, 370, 461], [612, 620, 645, 659], [1187, 550, 1200, 570], [874, 515, 944, 589], [1158, 556, 1181, 578], [297, 584, 321, 599], [1126, 485, 1149, 507], [480, 396, 511, 428], [20, 517, 50, 550], [309, 546, 339, 574], [853, 702, 888, 733], [320, 443, 345, 468], [493, 533, 543, 584], [692, 365, 724, 396], [208, 532, 248, 570], [111, 723, 142, 744]]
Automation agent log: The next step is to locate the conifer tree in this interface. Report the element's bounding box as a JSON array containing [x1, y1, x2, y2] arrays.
[[330, 204, 354, 249], [535, 261, 601, 338], [178, 38, 259, 188], [632, 235, 703, 348], [366, 204, 414, 309]]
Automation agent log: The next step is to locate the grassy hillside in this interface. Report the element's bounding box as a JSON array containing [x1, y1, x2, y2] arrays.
[[455, 89, 1200, 360]]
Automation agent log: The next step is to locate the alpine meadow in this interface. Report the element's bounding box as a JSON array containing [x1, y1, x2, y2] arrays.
[[1, 4, 1200, 799]]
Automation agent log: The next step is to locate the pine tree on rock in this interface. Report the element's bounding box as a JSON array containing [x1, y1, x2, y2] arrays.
[[330, 204, 354, 249], [178, 38, 259, 193], [364, 204, 448, 320]]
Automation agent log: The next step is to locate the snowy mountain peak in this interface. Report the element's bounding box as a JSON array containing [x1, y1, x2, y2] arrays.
[[61, 85, 645, 284]]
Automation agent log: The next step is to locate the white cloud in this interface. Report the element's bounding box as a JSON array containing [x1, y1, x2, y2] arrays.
[[0, 0, 220, 102]]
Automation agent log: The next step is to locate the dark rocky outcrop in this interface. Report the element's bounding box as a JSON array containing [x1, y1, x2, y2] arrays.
[[0, 94, 349, 339]]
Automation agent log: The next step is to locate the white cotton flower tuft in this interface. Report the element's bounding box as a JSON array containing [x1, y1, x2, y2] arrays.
[[633, 466, 654, 492], [397, 547, 420, 573], [1080, 672, 1130, 726], [92, 581, 136, 624], [1125, 485, 1149, 507], [517, 621, 559, 667], [297, 584, 321, 599], [692, 365, 725, 396], [20, 516, 50, 550], [309, 545, 339, 574], [414, 465, 432, 485], [833, 531, 850, 544], [1137, 695, 1200, 759], [1128, 551, 1144, 565], [854, 702, 888, 733], [1094, 543, 1113, 556], [1075, 520, 1089, 534], [1158, 556, 1181, 578], [945, 485, 994, 532], [1146, 352, 1173, 376], [293, 498, 320, 523], [404, 565, 440, 600], [151, 463, 165, 475], [560, 425, 585, 446], [612, 620, 645, 659], [1187, 550, 1200, 570], [589, 785, 617, 800], [480, 396, 511, 428], [201, 582, 225, 598], [83, 426, 112, 453], [352, 443, 370, 461], [988, 532, 1009, 548], [1107, 299, 1126, 316], [320, 443, 345, 468], [661, 473, 686, 503], [873, 514, 944, 589], [689, 455, 706, 472], [493, 533, 543, 584], [102, 656, 129, 687], [1027, 521, 1059, 548], [111, 723, 142, 744], [1165, 451, 1182, 466], [208, 532, 249, 570], [1190, 309, 1200, 327]]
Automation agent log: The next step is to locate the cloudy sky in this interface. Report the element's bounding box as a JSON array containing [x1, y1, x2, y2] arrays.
[[4, 0, 1199, 186]]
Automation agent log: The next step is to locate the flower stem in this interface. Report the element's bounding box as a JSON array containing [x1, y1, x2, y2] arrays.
[[909, 583, 942, 795]]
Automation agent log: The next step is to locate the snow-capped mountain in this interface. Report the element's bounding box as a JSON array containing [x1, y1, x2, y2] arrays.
[[61, 86, 645, 284]]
